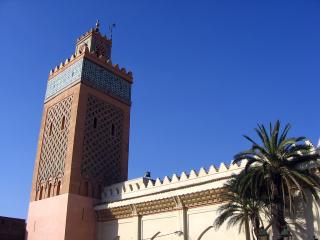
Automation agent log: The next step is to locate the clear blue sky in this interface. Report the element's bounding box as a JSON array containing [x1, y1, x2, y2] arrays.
[[1, 0, 320, 219]]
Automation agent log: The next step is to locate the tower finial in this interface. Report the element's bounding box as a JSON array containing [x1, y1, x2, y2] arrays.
[[95, 19, 100, 31], [109, 22, 116, 40]]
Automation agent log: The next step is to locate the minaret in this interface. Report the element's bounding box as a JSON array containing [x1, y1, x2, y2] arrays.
[[26, 22, 133, 240]]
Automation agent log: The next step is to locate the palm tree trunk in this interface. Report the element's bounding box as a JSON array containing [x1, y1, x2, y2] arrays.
[[271, 203, 280, 240], [271, 181, 286, 240], [244, 211, 251, 240], [253, 216, 260, 240]]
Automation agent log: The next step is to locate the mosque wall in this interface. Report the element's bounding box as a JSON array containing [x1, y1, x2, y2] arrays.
[[95, 161, 320, 240], [96, 204, 248, 240]]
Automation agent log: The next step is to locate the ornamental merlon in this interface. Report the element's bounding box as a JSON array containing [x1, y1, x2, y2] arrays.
[[99, 160, 247, 205], [45, 58, 83, 102], [83, 50, 133, 83], [76, 28, 112, 48], [48, 49, 133, 83], [45, 49, 132, 104]]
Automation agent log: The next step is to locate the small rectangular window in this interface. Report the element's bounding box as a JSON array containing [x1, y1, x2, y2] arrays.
[[49, 123, 53, 136], [93, 117, 98, 129], [111, 124, 115, 136], [81, 208, 85, 220], [61, 116, 66, 130]]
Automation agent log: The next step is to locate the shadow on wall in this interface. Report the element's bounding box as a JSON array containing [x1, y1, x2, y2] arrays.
[[197, 226, 213, 240], [288, 193, 320, 240], [96, 217, 119, 240], [79, 180, 104, 199], [145, 230, 185, 240], [145, 228, 216, 240], [96, 188, 121, 240]]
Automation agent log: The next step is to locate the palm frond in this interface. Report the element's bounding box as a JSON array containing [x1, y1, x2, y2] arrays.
[[234, 120, 320, 232]]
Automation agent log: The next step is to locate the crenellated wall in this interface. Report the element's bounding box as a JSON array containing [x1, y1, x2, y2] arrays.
[[100, 161, 246, 204], [48, 46, 132, 82], [95, 161, 250, 240], [96, 160, 320, 240], [45, 47, 132, 104]]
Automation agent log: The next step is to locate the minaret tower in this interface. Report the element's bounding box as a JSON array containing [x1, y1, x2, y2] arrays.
[[26, 22, 133, 240]]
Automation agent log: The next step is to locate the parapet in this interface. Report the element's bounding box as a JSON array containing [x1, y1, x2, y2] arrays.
[[76, 27, 111, 45], [48, 46, 133, 82], [101, 160, 247, 203], [45, 45, 133, 104]]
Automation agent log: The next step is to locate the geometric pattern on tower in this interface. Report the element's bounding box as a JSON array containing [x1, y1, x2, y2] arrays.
[[45, 60, 83, 100], [37, 95, 73, 189], [82, 59, 131, 103], [81, 95, 124, 185]]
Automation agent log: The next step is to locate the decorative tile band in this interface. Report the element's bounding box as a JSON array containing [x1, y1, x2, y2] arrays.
[[45, 58, 131, 104], [45, 59, 83, 100], [82, 59, 131, 103]]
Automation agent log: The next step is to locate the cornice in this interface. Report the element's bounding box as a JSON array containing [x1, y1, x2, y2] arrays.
[[96, 187, 227, 222]]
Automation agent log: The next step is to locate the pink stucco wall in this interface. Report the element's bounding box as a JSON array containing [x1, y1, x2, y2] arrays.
[[64, 194, 97, 240], [26, 194, 68, 240], [26, 194, 96, 240]]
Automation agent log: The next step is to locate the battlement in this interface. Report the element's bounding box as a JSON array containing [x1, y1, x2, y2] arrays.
[[48, 46, 132, 82], [76, 28, 112, 45], [101, 160, 247, 203], [45, 46, 132, 104]]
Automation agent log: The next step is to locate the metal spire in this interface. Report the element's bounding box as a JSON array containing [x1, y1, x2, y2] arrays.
[[95, 19, 100, 31], [109, 22, 116, 40]]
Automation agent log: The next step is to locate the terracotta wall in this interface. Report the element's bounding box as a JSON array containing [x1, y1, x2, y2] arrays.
[[26, 193, 97, 240]]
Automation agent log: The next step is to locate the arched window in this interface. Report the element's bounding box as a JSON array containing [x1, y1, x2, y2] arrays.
[[56, 181, 61, 195], [48, 183, 52, 197], [39, 186, 44, 200]]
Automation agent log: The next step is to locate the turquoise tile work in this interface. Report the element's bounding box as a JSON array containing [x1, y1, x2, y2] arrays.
[[45, 58, 131, 103], [45, 59, 83, 100], [82, 59, 131, 103]]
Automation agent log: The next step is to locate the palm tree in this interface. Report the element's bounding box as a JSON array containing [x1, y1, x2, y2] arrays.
[[213, 175, 265, 240], [233, 120, 320, 240]]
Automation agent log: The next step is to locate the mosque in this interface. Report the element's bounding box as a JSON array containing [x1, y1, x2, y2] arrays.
[[25, 23, 320, 240]]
